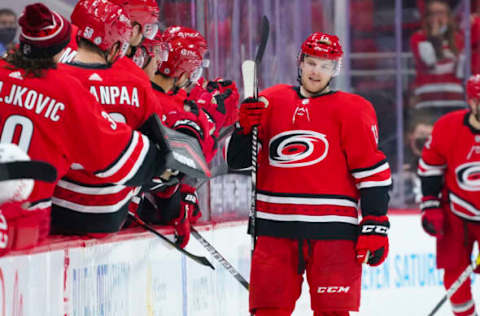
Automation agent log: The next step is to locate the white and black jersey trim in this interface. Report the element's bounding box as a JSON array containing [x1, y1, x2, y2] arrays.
[[256, 190, 358, 208], [350, 160, 392, 189], [451, 300, 475, 313], [356, 178, 392, 189], [351, 159, 389, 179], [52, 189, 135, 214], [418, 158, 446, 176], [57, 179, 127, 195], [449, 192, 480, 220], [94, 131, 150, 184], [256, 211, 358, 224], [254, 218, 359, 240]]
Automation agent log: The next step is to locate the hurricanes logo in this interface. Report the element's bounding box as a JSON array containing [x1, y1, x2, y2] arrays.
[[269, 130, 328, 168], [456, 162, 480, 191]]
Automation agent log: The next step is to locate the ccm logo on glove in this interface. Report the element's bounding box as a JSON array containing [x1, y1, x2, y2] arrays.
[[360, 225, 389, 235]]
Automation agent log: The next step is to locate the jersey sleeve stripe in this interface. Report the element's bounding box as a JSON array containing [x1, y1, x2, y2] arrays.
[[356, 178, 392, 189], [350, 159, 387, 173], [114, 133, 151, 184], [256, 211, 359, 225], [417, 158, 446, 176], [95, 131, 139, 178], [57, 179, 127, 195], [351, 161, 390, 179]]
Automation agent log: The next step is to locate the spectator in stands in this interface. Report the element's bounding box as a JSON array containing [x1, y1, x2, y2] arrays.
[[410, 0, 466, 114], [0, 9, 17, 56]]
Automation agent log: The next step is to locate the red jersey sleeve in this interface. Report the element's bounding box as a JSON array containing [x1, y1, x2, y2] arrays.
[[418, 116, 448, 177], [61, 78, 157, 185], [340, 95, 392, 190]]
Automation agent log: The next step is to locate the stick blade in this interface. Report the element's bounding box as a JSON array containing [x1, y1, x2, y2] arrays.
[[255, 16, 270, 65]]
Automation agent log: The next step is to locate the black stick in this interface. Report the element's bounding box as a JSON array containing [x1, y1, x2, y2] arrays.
[[249, 15, 270, 250], [191, 227, 249, 290], [0, 161, 57, 183], [128, 212, 215, 270]]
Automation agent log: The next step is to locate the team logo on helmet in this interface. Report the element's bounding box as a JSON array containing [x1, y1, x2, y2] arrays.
[[456, 162, 480, 191], [269, 130, 328, 168]]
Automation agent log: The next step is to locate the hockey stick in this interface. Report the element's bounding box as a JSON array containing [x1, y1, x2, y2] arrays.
[[127, 211, 215, 270], [427, 253, 480, 316], [0, 161, 57, 183], [191, 227, 249, 290], [241, 15, 270, 250]]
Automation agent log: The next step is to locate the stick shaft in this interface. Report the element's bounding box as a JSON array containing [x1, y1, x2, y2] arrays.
[[128, 212, 215, 270], [191, 227, 249, 290]]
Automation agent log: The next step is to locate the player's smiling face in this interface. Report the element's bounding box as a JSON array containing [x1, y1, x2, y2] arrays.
[[300, 56, 335, 95]]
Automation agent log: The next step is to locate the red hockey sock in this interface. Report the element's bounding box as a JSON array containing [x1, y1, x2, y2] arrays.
[[444, 268, 476, 316], [254, 308, 292, 316], [314, 311, 350, 316]]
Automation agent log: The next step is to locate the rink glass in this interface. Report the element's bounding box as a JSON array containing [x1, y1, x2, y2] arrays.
[[11, 0, 474, 217]]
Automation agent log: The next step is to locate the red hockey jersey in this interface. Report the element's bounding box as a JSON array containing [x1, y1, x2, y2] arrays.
[[52, 61, 164, 231], [418, 110, 480, 221], [0, 59, 154, 213], [228, 85, 392, 240], [58, 24, 79, 64]]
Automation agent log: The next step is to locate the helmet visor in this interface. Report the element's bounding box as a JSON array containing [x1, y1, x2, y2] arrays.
[[132, 46, 148, 68], [143, 23, 159, 40], [153, 42, 169, 62], [189, 66, 203, 83]]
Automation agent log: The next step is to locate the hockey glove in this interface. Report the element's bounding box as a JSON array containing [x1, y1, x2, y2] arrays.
[[420, 196, 444, 237], [0, 201, 50, 256], [356, 215, 390, 266], [239, 97, 266, 134], [171, 184, 203, 248], [171, 199, 191, 249], [180, 184, 202, 224], [206, 79, 240, 126]]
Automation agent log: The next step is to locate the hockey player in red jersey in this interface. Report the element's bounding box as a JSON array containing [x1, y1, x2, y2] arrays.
[[418, 74, 480, 316], [227, 32, 392, 316], [0, 3, 168, 238], [134, 27, 216, 248], [51, 0, 171, 235], [110, 0, 160, 81], [146, 26, 216, 162]]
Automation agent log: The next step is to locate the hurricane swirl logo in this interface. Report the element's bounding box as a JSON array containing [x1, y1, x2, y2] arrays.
[[269, 130, 328, 168], [456, 162, 480, 191]]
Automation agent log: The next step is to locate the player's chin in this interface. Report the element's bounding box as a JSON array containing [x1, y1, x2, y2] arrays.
[[305, 80, 326, 93]]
